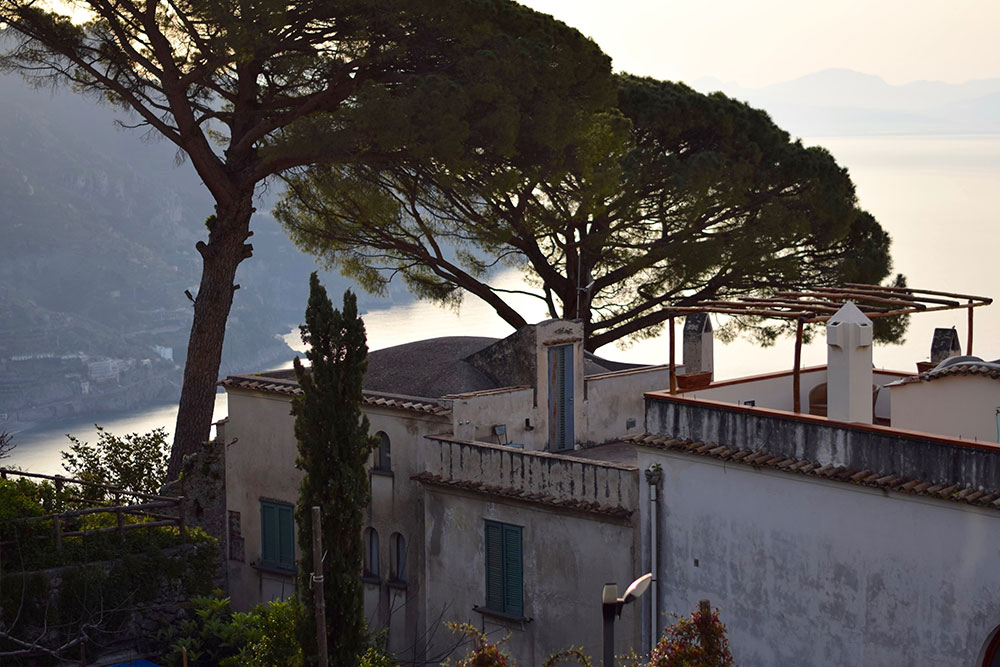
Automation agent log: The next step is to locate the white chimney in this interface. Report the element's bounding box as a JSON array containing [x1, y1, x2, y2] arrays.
[[826, 302, 873, 424], [682, 313, 714, 379]]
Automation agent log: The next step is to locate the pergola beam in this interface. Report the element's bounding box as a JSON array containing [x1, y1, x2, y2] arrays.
[[659, 283, 992, 414]]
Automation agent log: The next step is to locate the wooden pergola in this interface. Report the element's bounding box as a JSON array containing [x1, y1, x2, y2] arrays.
[[662, 283, 993, 412]]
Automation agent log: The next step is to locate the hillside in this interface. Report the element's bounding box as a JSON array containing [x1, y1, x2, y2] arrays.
[[0, 73, 378, 423]]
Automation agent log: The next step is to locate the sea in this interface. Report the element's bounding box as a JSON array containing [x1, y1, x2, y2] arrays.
[[7, 134, 1000, 474]]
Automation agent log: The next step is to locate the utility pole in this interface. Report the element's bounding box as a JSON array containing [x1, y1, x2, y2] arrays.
[[312, 505, 329, 667]]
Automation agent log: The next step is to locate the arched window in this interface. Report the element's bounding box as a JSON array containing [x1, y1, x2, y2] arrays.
[[364, 527, 380, 578], [374, 432, 391, 472], [390, 533, 406, 582]]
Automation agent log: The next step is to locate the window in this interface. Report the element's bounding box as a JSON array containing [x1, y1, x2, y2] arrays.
[[364, 527, 380, 578], [390, 533, 406, 582], [374, 432, 391, 472], [484, 520, 523, 617], [259, 500, 294, 570]]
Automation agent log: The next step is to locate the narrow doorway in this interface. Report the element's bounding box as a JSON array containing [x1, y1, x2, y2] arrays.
[[547, 344, 574, 450]]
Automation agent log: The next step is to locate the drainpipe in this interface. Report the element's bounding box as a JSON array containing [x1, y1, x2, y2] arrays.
[[644, 464, 663, 653]]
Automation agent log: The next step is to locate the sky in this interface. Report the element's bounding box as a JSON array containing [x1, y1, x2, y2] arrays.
[[518, 0, 1000, 88]]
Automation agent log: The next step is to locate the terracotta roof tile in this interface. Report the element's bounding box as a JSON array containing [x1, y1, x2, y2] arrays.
[[627, 432, 1000, 511], [220, 375, 452, 416], [892, 362, 1000, 386]]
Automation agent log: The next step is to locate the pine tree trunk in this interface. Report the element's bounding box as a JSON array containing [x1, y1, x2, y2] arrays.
[[168, 195, 255, 479]]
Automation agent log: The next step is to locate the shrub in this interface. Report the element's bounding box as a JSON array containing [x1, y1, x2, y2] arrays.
[[647, 604, 735, 667]]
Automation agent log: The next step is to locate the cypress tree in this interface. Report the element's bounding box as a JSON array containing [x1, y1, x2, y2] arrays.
[[292, 273, 376, 666]]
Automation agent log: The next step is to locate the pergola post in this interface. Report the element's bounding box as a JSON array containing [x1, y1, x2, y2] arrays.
[[669, 314, 677, 394], [793, 318, 804, 413]]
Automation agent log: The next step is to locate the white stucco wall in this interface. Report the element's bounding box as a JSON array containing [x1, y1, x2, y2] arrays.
[[636, 448, 1000, 666], [679, 368, 827, 412], [678, 368, 907, 422], [421, 486, 642, 666], [891, 375, 1000, 444], [583, 366, 672, 445], [451, 387, 538, 448]]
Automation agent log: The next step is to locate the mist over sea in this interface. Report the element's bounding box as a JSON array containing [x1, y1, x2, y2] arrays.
[[8, 134, 999, 474]]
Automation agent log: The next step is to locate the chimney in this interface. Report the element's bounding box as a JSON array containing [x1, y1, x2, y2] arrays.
[[826, 302, 873, 424], [682, 313, 714, 379], [930, 327, 962, 364]]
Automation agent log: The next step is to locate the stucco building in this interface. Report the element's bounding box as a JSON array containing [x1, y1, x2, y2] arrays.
[[220, 319, 670, 664], [218, 303, 1000, 665], [628, 304, 1000, 666]]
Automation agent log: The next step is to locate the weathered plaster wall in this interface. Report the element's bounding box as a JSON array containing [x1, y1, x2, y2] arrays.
[[425, 437, 638, 510], [223, 389, 449, 661], [891, 375, 1000, 444], [583, 366, 672, 445], [450, 387, 538, 448], [637, 448, 1000, 666], [421, 486, 641, 666], [449, 364, 671, 451], [224, 390, 300, 611], [645, 394, 1000, 490]]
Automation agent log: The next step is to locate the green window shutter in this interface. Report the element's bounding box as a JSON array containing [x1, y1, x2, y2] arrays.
[[278, 504, 294, 569], [503, 524, 523, 617], [485, 521, 504, 612], [261, 502, 278, 567], [261, 500, 294, 570]]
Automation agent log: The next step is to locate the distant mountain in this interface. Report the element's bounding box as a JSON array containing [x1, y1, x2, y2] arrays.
[[0, 72, 395, 421], [691, 69, 1000, 136]]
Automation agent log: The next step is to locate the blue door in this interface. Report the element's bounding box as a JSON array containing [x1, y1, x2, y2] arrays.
[[547, 344, 574, 450]]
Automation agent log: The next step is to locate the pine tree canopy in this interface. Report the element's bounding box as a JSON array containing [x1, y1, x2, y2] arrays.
[[0, 0, 615, 473], [277, 74, 905, 352]]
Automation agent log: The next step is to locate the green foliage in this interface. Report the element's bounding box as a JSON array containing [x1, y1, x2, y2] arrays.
[[159, 591, 304, 667], [279, 74, 904, 352], [61, 425, 169, 497], [543, 647, 593, 666], [1, 532, 216, 661], [444, 622, 511, 667], [645, 605, 735, 667], [292, 273, 376, 666]]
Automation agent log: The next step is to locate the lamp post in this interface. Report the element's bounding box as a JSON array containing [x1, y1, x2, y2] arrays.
[[602, 573, 652, 667]]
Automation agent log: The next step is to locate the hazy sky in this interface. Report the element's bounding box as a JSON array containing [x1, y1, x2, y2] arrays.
[[519, 0, 1000, 88]]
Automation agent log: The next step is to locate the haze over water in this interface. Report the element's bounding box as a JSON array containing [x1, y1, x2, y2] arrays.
[[8, 133, 999, 473]]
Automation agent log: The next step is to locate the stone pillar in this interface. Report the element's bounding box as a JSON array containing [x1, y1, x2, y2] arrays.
[[826, 302, 873, 424]]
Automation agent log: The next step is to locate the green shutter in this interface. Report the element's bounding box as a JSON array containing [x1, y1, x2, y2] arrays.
[[503, 524, 523, 616], [278, 504, 294, 569], [261, 501, 294, 570], [485, 521, 504, 611], [261, 502, 278, 567]]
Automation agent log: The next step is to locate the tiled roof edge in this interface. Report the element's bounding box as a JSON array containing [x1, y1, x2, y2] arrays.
[[411, 472, 633, 520], [627, 432, 1000, 511], [220, 375, 451, 416], [891, 363, 1000, 386]]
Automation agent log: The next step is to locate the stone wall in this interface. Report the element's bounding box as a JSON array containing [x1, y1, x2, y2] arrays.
[[645, 392, 1000, 490]]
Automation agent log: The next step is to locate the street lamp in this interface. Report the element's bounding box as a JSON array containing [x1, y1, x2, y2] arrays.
[[602, 573, 652, 667]]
